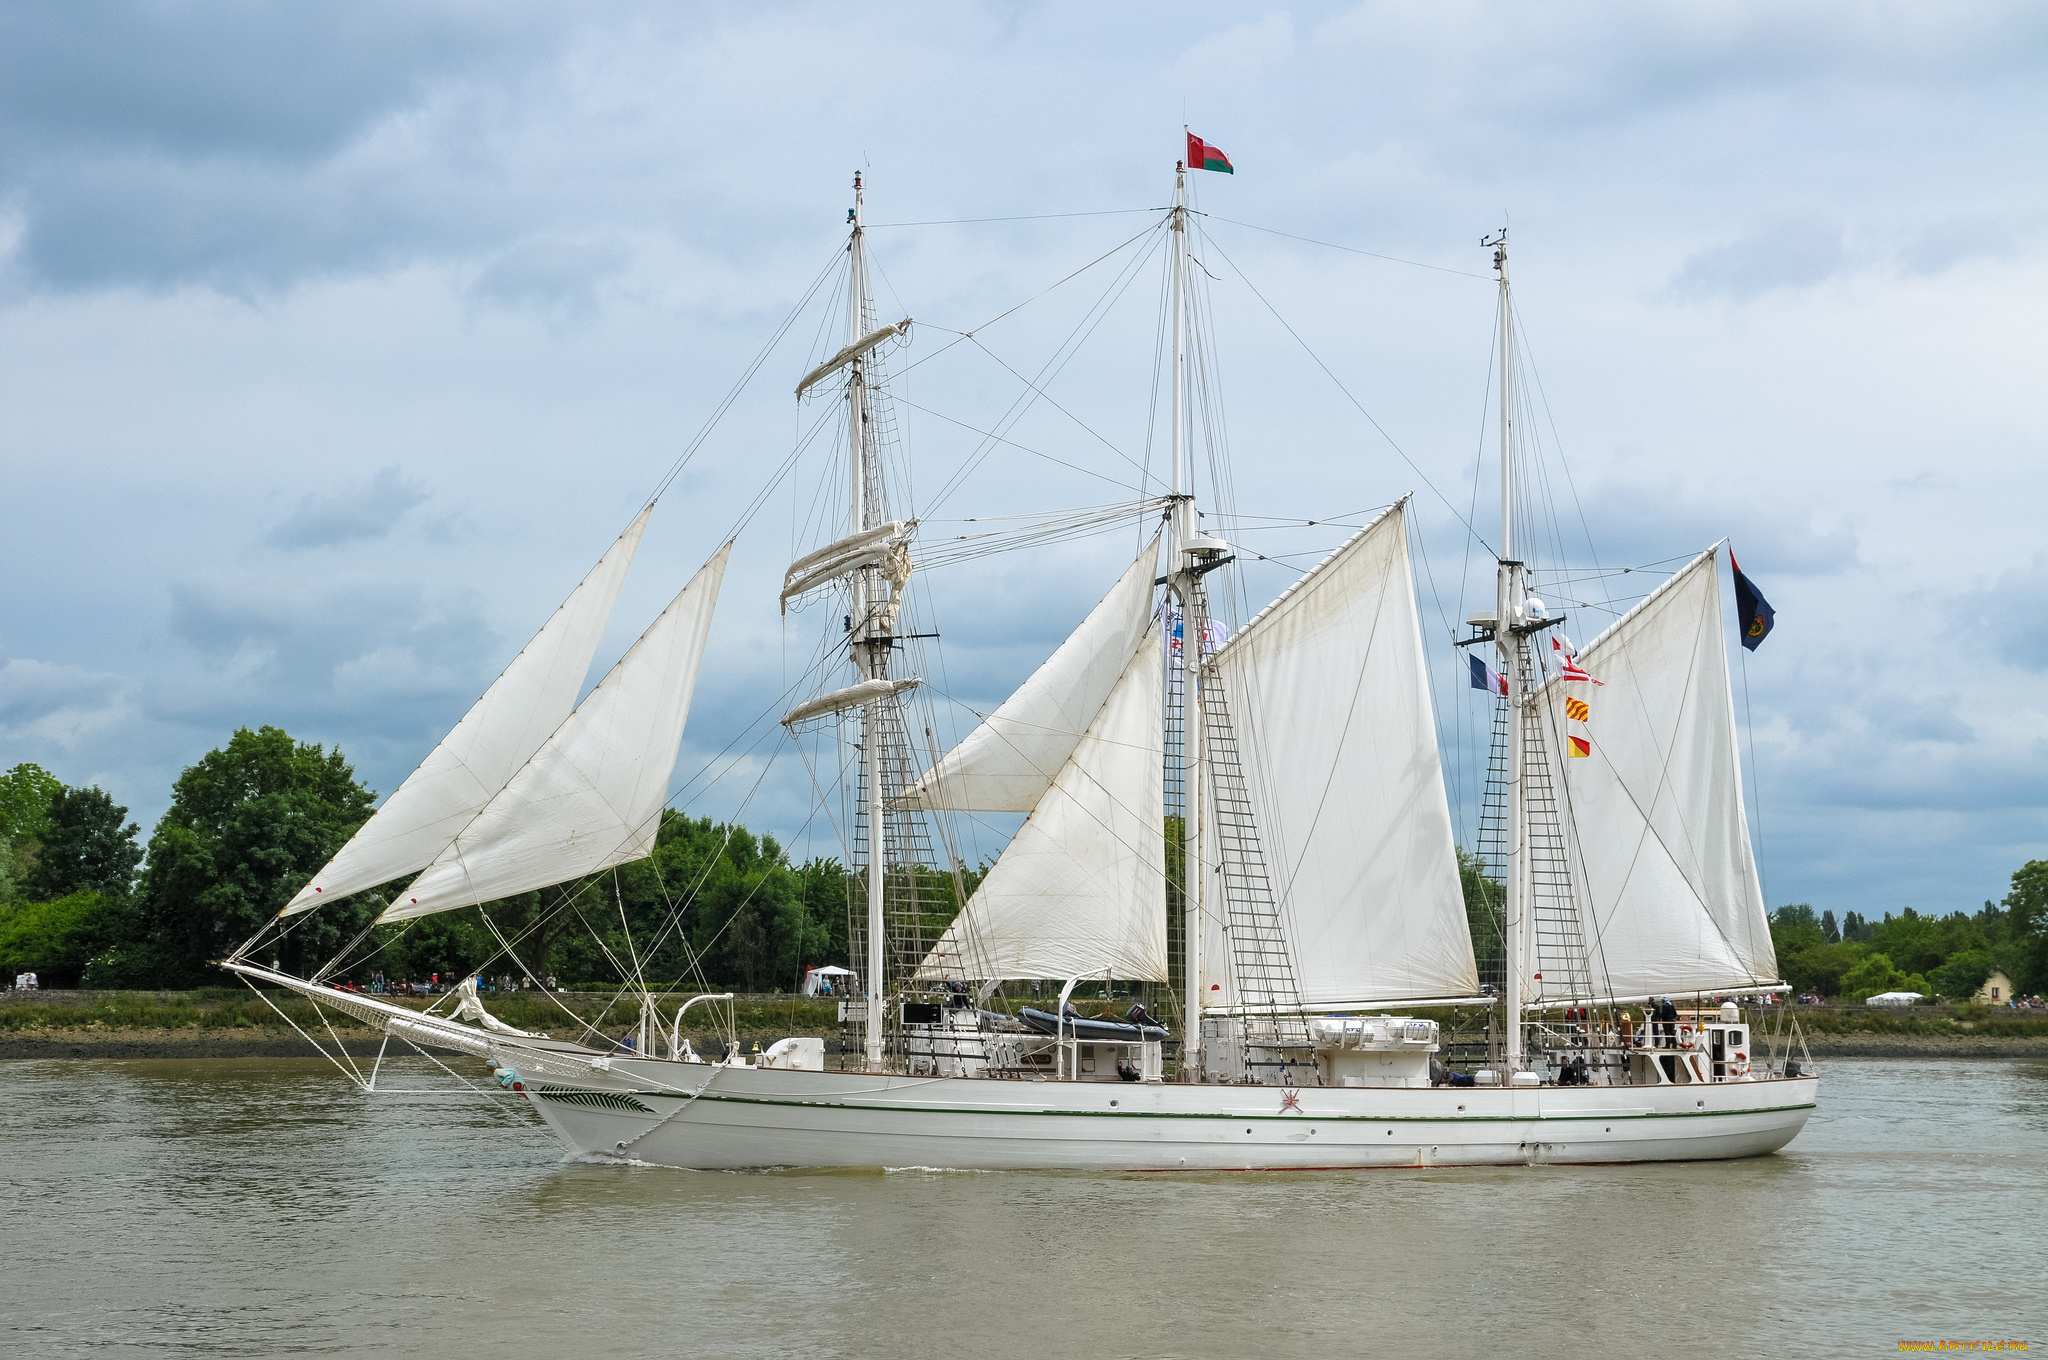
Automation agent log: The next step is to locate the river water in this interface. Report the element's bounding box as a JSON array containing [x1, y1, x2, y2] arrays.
[[1, 1055, 2041, 1358]]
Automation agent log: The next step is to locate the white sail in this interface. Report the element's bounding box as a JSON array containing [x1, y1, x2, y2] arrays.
[[1203, 500, 1477, 1008], [916, 621, 1165, 983], [281, 508, 652, 917], [897, 537, 1160, 813], [379, 544, 731, 923], [1530, 546, 1776, 999]]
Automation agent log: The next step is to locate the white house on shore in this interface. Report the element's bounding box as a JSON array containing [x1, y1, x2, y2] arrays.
[[1974, 970, 2017, 1005]]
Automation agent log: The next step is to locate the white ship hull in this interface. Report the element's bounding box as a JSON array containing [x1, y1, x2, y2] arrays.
[[506, 1056, 1816, 1171]]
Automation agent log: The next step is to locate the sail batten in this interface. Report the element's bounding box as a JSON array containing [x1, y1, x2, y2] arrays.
[[280, 508, 652, 917], [378, 543, 731, 924]]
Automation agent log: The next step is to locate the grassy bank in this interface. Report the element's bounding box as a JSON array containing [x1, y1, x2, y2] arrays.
[[0, 987, 842, 1039]]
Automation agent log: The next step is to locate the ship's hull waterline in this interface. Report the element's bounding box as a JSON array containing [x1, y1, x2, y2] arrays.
[[515, 1058, 1816, 1172]]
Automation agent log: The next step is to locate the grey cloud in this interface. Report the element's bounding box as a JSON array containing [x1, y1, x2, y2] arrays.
[[1948, 553, 2048, 671], [1896, 217, 2020, 276], [1885, 694, 1974, 746], [1508, 474, 1857, 602], [268, 465, 429, 550], [0, 1, 562, 162], [1667, 218, 1847, 302], [0, 2, 573, 292], [468, 237, 631, 326]]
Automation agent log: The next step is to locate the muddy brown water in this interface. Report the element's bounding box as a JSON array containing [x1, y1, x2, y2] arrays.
[[1, 1054, 2042, 1357]]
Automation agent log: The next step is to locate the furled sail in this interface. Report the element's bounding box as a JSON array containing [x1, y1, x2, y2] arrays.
[[1202, 499, 1477, 1007], [915, 619, 1166, 983], [378, 543, 731, 923], [795, 318, 912, 398], [897, 537, 1160, 813], [280, 507, 652, 917], [1529, 546, 1776, 999], [780, 677, 921, 728], [779, 520, 912, 620]]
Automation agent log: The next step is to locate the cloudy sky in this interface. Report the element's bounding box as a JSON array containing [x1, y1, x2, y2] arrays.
[[2, 1, 2042, 919]]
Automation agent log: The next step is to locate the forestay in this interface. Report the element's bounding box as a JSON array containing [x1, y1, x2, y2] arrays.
[[916, 620, 1166, 983], [1203, 500, 1477, 1007], [281, 508, 652, 916], [380, 544, 730, 923], [897, 537, 1160, 813], [1530, 546, 1776, 998]]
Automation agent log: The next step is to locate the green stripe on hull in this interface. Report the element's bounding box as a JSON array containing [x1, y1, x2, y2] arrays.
[[616, 1089, 1816, 1124]]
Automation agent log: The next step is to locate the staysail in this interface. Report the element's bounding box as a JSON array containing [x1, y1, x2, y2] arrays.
[[280, 508, 652, 916], [908, 539, 1167, 982], [379, 543, 730, 923], [898, 538, 1159, 813], [1202, 499, 1478, 1007], [915, 621, 1166, 983], [1530, 546, 1776, 998]]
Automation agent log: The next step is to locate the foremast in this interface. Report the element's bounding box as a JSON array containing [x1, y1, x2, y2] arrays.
[[846, 172, 890, 1072]]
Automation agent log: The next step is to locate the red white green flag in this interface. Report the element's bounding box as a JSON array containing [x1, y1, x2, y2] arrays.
[[1186, 132, 1233, 174]]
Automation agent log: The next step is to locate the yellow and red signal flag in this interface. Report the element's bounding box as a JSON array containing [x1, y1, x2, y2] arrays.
[[1553, 637, 1603, 684], [1565, 696, 1590, 722], [1185, 132, 1233, 174], [1568, 735, 1592, 759]]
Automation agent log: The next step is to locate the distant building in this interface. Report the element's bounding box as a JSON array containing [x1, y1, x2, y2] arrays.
[[1975, 970, 2016, 1005]]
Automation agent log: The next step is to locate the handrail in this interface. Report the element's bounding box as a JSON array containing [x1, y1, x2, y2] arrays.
[[670, 992, 736, 1059]]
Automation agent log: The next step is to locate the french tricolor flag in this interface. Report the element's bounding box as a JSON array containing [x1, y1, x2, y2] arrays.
[[1468, 652, 1506, 696]]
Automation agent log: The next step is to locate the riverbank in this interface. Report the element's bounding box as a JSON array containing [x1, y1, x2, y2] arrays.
[[0, 988, 841, 1061], [7, 989, 2047, 1061]]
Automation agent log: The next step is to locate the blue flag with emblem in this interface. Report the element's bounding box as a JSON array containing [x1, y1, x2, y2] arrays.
[[1729, 550, 1774, 651]]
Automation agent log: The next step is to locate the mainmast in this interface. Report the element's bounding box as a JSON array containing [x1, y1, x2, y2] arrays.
[[1488, 229, 1527, 1076], [848, 172, 888, 1071], [1166, 157, 1207, 1080]]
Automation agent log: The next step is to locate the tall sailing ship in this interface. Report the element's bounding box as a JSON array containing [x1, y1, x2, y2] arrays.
[[227, 150, 1816, 1170]]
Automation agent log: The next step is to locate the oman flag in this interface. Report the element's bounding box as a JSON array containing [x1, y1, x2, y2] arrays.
[[1186, 132, 1233, 173]]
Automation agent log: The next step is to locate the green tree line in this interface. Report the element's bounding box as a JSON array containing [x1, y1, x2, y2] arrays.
[[1451, 850, 2044, 1004], [0, 727, 938, 991]]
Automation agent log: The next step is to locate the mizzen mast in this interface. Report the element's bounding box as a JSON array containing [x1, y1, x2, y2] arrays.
[[1486, 230, 1529, 1077]]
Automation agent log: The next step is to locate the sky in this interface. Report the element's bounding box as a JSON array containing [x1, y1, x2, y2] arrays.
[[2, 1, 2043, 922]]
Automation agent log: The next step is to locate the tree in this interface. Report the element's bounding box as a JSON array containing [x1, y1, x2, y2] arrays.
[[0, 762, 64, 902], [1782, 942, 1855, 999], [1770, 904, 1825, 958], [2005, 859, 2048, 996], [1839, 951, 1902, 1002], [0, 890, 131, 987], [22, 786, 142, 902], [1458, 847, 1503, 988], [1821, 910, 1841, 945], [1840, 910, 1875, 944], [138, 726, 377, 984], [1930, 948, 1996, 1001]]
